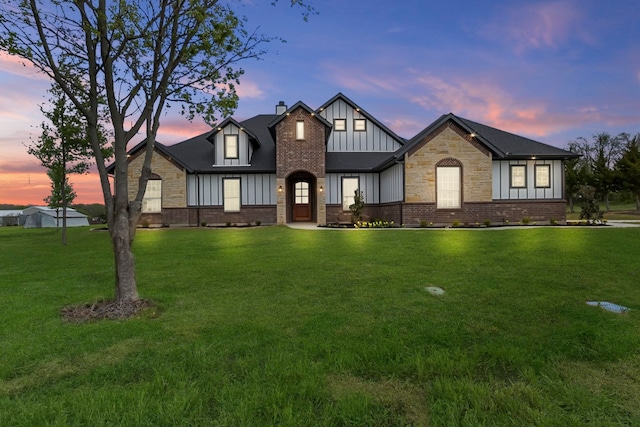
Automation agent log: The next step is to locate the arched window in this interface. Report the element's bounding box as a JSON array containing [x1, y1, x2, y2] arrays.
[[436, 158, 462, 209]]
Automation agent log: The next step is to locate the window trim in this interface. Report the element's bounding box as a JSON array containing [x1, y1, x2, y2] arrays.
[[223, 177, 241, 212], [353, 119, 366, 132], [342, 177, 360, 211], [142, 179, 162, 213], [534, 164, 551, 188], [224, 134, 239, 159], [296, 120, 305, 140], [333, 118, 346, 131], [436, 166, 461, 209], [510, 165, 527, 188]]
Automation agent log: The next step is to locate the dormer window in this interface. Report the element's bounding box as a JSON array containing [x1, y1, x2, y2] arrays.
[[354, 119, 366, 131], [296, 121, 305, 140], [224, 135, 238, 159]]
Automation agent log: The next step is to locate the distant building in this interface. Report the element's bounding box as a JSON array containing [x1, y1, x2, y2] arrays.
[[21, 206, 89, 228], [0, 210, 22, 226]]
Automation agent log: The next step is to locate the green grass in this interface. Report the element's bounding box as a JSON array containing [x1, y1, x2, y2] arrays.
[[2, 225, 640, 426]]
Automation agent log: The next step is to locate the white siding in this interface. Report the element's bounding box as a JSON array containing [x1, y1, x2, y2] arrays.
[[380, 163, 404, 203], [211, 123, 253, 166], [492, 160, 564, 200], [187, 173, 277, 206], [320, 99, 402, 152], [326, 173, 380, 206]]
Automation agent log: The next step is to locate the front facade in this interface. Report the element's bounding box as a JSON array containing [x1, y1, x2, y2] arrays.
[[120, 93, 577, 226]]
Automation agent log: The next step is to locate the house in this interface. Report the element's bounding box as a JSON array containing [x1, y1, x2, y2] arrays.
[[119, 93, 577, 226], [21, 206, 89, 228]]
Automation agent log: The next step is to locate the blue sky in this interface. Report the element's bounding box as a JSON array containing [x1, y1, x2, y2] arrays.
[[1, 0, 639, 204]]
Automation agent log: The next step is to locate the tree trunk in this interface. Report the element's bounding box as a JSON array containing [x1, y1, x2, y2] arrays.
[[568, 196, 574, 213], [111, 207, 139, 303], [605, 193, 610, 211], [636, 194, 640, 213]]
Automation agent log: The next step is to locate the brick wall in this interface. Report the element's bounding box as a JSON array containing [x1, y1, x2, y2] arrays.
[[401, 200, 567, 226], [275, 108, 326, 179], [145, 206, 277, 226]]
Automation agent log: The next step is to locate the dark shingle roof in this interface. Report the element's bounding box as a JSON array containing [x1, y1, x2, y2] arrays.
[[399, 113, 578, 160], [326, 152, 396, 172]]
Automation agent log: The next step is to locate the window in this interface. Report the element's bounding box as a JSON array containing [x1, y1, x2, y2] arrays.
[[510, 165, 526, 188], [354, 119, 366, 131], [296, 121, 305, 140], [224, 135, 238, 159], [295, 181, 309, 204], [223, 178, 240, 212], [342, 177, 359, 211], [334, 119, 346, 131], [142, 180, 162, 213], [436, 167, 461, 209], [535, 165, 550, 188]]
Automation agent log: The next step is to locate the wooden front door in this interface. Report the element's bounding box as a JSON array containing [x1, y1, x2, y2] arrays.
[[293, 181, 311, 221]]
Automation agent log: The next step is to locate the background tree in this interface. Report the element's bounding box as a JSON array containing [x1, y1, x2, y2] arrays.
[[27, 83, 95, 245], [615, 133, 640, 211], [565, 141, 591, 212], [568, 133, 622, 210], [0, 0, 311, 307]]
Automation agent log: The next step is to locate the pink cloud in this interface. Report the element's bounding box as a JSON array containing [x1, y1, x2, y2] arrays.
[[484, 1, 594, 53]]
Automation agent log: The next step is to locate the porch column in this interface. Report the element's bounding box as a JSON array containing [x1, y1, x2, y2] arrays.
[[317, 177, 326, 225], [276, 178, 286, 225]]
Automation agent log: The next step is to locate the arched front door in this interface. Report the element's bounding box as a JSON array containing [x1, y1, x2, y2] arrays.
[[293, 180, 311, 221], [288, 172, 316, 222]]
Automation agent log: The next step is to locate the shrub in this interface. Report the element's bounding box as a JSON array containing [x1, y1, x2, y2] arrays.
[[483, 219, 491, 227], [522, 216, 531, 224], [255, 220, 261, 226], [349, 190, 365, 223], [452, 219, 461, 227], [200, 221, 207, 227], [419, 220, 428, 228], [141, 220, 150, 228]]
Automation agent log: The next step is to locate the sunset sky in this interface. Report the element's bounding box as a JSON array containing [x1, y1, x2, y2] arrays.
[[1, 0, 639, 205]]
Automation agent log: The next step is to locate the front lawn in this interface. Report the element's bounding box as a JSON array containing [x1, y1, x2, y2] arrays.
[[1, 226, 640, 426]]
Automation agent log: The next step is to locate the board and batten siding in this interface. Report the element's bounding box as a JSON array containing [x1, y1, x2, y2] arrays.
[[320, 99, 402, 153], [492, 160, 564, 200], [187, 174, 277, 206], [326, 173, 380, 205], [380, 163, 404, 203], [211, 123, 253, 166]]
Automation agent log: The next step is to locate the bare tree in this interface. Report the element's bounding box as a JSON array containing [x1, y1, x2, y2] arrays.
[[1, 0, 311, 305]]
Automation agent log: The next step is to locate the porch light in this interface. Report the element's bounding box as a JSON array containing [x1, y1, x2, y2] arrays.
[[278, 185, 283, 193], [319, 186, 324, 193]]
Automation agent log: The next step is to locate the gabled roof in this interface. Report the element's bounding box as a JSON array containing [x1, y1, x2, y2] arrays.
[[208, 117, 261, 147], [268, 101, 332, 143], [318, 93, 407, 146], [397, 113, 578, 161], [106, 139, 192, 174]]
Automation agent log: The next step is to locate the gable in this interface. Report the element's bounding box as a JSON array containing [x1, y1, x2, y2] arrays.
[[318, 94, 404, 152], [408, 119, 491, 158]]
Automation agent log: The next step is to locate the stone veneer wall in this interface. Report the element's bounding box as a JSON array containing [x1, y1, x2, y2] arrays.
[[127, 149, 187, 209], [404, 121, 493, 204]]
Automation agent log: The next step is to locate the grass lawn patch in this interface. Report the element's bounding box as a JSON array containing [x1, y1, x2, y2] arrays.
[[1, 225, 640, 425]]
